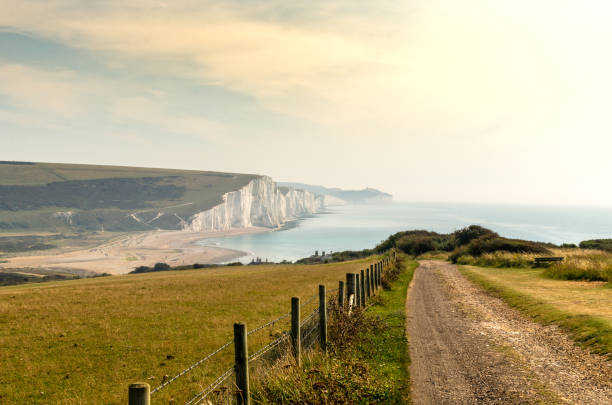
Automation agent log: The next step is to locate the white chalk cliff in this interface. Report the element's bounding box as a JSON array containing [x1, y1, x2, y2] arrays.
[[185, 176, 324, 231]]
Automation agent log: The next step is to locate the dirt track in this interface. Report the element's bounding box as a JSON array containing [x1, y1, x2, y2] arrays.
[[407, 260, 612, 404]]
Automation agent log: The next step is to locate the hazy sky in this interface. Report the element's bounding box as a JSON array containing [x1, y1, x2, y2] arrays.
[[1, 1, 611, 204]]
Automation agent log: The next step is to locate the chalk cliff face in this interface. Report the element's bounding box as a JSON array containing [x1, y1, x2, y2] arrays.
[[185, 177, 324, 231]]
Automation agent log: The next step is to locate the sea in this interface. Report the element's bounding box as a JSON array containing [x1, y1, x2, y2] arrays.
[[198, 202, 612, 264]]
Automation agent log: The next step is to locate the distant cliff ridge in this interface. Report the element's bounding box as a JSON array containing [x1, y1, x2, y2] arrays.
[[278, 182, 392, 204], [186, 177, 324, 231]]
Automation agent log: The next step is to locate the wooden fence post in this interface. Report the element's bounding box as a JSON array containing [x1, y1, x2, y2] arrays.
[[355, 273, 361, 307], [234, 323, 250, 405], [319, 285, 327, 352], [366, 268, 371, 299], [346, 273, 356, 312], [291, 297, 301, 367], [338, 280, 345, 309], [373, 264, 377, 290], [360, 269, 366, 307], [370, 264, 375, 293], [128, 382, 150, 405]]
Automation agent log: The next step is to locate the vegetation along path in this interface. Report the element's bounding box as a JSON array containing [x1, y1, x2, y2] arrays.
[[407, 260, 612, 404]]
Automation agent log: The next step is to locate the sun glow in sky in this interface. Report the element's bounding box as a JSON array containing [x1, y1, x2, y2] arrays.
[[1, 1, 611, 204]]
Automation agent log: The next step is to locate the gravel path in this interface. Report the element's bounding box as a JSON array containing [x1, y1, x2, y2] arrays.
[[407, 260, 612, 405]]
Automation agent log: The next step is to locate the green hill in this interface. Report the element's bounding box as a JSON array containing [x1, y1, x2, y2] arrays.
[[0, 161, 257, 233]]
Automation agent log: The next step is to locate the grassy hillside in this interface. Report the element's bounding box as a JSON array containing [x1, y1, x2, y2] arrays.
[[0, 162, 257, 234], [0, 258, 377, 404]]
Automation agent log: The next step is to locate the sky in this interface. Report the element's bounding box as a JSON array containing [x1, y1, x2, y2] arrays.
[[1, 1, 611, 205]]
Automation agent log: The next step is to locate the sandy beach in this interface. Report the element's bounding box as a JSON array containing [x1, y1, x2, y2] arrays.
[[0, 228, 269, 275]]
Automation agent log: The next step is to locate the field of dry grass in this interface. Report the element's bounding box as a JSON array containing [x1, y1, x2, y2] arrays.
[[0, 258, 377, 404], [461, 265, 612, 357], [461, 265, 612, 321]]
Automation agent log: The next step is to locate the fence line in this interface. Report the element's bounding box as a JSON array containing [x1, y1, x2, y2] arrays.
[[128, 250, 398, 405]]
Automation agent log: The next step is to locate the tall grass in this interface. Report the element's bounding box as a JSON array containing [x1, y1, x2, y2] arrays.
[[544, 251, 612, 282], [454, 252, 536, 268], [456, 248, 612, 283]]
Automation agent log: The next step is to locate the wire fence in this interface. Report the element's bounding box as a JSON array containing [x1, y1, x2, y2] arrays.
[[127, 253, 397, 405]]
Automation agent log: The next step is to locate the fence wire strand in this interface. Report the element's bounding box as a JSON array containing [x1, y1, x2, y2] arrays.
[[300, 307, 319, 327], [300, 293, 319, 309], [249, 332, 290, 363], [185, 366, 235, 405], [247, 312, 291, 336], [302, 322, 319, 343], [151, 339, 233, 395]]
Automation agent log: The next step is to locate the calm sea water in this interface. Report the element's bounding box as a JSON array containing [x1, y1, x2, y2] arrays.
[[199, 202, 612, 263]]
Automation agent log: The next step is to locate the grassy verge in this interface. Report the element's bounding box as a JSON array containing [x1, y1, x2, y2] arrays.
[[252, 256, 418, 404], [461, 266, 612, 360]]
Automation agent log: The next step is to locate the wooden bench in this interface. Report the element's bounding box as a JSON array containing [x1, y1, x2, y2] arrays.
[[534, 257, 564, 264]]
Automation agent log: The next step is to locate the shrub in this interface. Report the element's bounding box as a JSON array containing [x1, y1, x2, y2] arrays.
[[454, 225, 497, 246], [153, 262, 170, 271], [579, 239, 612, 253], [466, 235, 549, 256], [450, 235, 549, 263], [396, 235, 436, 255], [131, 266, 152, 274]]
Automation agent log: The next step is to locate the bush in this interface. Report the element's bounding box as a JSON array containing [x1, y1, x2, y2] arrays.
[[332, 249, 375, 262], [450, 235, 550, 263], [579, 239, 612, 253], [454, 225, 497, 246], [153, 262, 170, 271], [396, 235, 436, 255], [469, 236, 548, 256], [131, 266, 152, 274]]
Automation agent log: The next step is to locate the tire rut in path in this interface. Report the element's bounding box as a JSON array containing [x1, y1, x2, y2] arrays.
[[407, 260, 612, 405]]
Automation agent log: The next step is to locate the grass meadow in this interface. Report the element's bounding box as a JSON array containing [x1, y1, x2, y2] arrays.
[[461, 265, 612, 358], [0, 258, 378, 404]]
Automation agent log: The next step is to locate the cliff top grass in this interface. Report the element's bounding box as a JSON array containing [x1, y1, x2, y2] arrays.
[[0, 162, 258, 233], [0, 257, 377, 404]]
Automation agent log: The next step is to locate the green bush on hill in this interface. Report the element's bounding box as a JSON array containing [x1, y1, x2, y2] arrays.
[[374, 225, 552, 265], [579, 239, 612, 252], [449, 234, 550, 262]]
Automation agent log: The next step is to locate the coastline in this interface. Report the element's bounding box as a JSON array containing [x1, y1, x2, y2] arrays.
[[0, 227, 270, 275]]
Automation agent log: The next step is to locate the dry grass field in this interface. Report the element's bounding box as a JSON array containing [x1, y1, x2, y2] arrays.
[[0, 258, 376, 404], [461, 265, 612, 357], [461, 265, 612, 321]]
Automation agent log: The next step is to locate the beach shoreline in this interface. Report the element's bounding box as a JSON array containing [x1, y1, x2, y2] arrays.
[[0, 227, 270, 275]]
